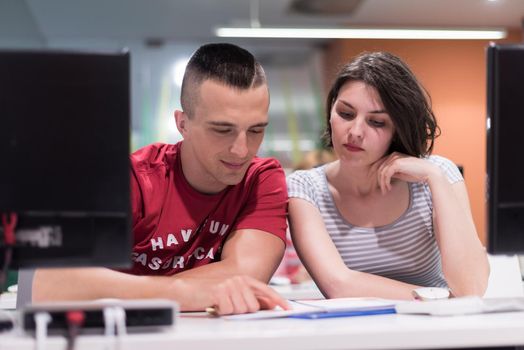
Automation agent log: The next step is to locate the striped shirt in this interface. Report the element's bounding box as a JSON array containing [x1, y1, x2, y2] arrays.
[[287, 155, 463, 288]]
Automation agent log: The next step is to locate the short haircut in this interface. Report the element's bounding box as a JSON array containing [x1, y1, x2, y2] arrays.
[[181, 43, 267, 117], [323, 51, 440, 157]]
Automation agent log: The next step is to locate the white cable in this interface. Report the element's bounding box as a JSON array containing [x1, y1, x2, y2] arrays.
[[113, 306, 127, 336], [113, 306, 127, 350], [103, 306, 116, 350], [34, 312, 51, 350], [103, 306, 127, 350]]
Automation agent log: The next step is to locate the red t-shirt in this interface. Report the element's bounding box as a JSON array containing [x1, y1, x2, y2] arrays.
[[127, 142, 288, 276]]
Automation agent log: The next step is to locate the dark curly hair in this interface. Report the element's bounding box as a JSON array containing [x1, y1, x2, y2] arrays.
[[322, 52, 440, 157]]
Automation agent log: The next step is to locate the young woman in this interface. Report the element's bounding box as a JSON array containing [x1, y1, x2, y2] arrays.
[[287, 52, 489, 300]]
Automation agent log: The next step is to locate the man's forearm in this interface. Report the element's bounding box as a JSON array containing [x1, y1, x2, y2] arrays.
[[32, 265, 265, 312], [33, 268, 174, 301], [32, 230, 284, 312]]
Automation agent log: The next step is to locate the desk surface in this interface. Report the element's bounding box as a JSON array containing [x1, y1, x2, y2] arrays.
[[2, 261, 523, 350], [2, 310, 524, 350]]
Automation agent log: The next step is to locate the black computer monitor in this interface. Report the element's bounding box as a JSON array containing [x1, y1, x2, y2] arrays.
[[487, 43, 524, 254], [0, 50, 131, 268]]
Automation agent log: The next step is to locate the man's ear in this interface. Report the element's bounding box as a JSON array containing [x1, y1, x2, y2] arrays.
[[174, 110, 187, 135]]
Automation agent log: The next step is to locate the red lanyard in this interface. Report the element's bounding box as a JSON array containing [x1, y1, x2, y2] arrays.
[[1, 213, 17, 245]]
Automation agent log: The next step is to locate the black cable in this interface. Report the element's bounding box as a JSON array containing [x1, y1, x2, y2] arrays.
[[0, 246, 13, 294], [0, 213, 17, 293], [66, 310, 85, 350]]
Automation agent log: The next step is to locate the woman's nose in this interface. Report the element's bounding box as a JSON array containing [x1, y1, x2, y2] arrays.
[[347, 117, 364, 139]]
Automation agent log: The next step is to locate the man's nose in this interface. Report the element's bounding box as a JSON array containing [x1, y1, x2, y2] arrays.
[[230, 132, 249, 158]]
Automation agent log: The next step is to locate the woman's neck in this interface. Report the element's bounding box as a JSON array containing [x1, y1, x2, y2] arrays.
[[326, 160, 381, 197]]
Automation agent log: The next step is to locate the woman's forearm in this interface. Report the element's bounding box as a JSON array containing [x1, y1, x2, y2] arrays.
[[428, 174, 490, 296]]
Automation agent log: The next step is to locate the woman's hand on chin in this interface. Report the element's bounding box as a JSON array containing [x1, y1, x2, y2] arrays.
[[376, 153, 442, 193]]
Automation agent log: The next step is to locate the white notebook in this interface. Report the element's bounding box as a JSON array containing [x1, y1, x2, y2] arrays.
[[395, 296, 524, 316]]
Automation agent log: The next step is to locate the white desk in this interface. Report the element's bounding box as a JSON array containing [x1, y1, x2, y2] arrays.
[[2, 256, 523, 349], [2, 311, 524, 350], [0, 293, 16, 310]]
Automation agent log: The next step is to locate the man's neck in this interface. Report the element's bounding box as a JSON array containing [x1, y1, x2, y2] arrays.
[[179, 142, 227, 195]]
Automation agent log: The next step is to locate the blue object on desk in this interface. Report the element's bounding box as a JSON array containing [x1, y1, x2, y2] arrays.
[[290, 308, 396, 319]]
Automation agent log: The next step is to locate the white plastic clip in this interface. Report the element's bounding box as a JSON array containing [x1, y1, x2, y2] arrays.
[[103, 306, 127, 350], [113, 306, 127, 336], [34, 311, 52, 350]]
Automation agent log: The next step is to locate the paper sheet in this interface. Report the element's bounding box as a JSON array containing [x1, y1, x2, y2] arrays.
[[221, 298, 396, 320]]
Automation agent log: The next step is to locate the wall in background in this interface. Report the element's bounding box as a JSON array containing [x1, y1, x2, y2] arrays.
[[321, 29, 523, 244], [3, 0, 523, 243]]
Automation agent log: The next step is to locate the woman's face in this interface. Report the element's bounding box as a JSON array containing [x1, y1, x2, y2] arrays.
[[330, 80, 395, 167]]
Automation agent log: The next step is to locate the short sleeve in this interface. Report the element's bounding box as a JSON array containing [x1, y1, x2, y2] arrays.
[[287, 169, 320, 209], [426, 155, 464, 184], [130, 163, 143, 229], [233, 160, 288, 242]]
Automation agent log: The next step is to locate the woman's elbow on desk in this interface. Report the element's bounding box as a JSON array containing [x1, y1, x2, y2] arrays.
[[447, 260, 491, 298], [450, 282, 488, 298]]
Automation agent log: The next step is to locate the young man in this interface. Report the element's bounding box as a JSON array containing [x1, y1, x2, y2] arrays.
[[32, 43, 289, 315]]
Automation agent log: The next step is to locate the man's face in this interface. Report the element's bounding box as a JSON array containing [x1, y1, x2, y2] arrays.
[[176, 79, 269, 193]]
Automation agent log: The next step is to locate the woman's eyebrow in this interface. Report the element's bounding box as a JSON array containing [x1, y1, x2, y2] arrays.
[[338, 100, 386, 114], [337, 100, 354, 109]]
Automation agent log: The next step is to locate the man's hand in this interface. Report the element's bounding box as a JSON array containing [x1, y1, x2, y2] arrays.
[[206, 275, 290, 315]]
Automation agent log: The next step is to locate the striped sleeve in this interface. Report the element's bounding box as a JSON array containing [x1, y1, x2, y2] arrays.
[[426, 155, 464, 184], [287, 169, 320, 209]]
